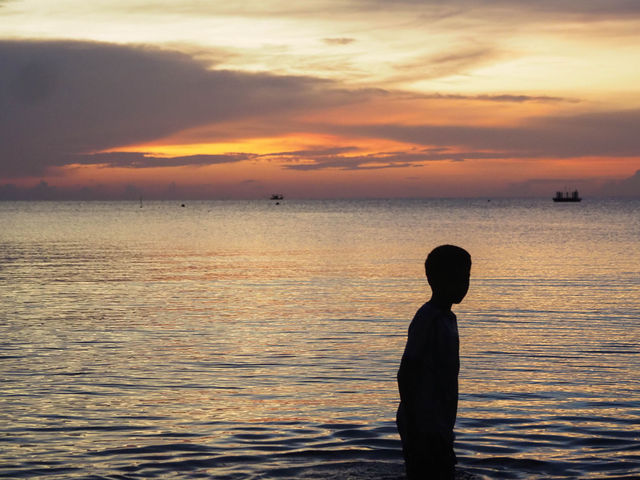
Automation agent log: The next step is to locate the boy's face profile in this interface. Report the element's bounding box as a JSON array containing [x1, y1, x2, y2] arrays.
[[429, 264, 471, 305], [449, 265, 471, 304]]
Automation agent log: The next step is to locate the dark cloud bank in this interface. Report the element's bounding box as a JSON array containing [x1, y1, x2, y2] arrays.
[[0, 39, 352, 177]]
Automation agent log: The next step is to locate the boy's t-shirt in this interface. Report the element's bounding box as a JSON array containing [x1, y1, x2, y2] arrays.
[[396, 301, 460, 445]]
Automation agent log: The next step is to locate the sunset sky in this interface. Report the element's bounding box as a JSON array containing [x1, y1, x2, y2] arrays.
[[2, 0, 640, 199]]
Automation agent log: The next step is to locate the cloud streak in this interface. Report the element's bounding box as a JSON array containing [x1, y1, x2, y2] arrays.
[[262, 146, 513, 171], [323, 38, 356, 45], [48, 1, 640, 21], [387, 47, 502, 84], [417, 93, 580, 103], [326, 109, 640, 160], [352, 0, 640, 20], [68, 152, 255, 169]]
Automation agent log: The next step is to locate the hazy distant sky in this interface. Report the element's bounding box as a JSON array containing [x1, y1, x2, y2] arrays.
[[2, 0, 639, 198]]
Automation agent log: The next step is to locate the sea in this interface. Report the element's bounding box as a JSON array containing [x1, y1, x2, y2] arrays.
[[1, 198, 639, 480]]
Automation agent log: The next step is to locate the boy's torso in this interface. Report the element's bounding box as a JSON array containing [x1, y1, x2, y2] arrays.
[[397, 302, 460, 439]]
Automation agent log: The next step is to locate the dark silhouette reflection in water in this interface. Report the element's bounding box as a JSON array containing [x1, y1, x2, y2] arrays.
[[397, 245, 472, 480]]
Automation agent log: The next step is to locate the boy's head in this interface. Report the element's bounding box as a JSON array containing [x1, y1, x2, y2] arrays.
[[425, 245, 471, 305]]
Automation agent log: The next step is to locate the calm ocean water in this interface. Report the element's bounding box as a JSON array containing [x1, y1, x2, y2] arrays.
[[1, 198, 639, 479]]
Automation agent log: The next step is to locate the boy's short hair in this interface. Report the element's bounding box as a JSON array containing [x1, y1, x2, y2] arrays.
[[425, 244, 471, 284]]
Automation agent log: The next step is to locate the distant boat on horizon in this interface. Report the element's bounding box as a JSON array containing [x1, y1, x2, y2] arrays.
[[553, 190, 581, 202], [270, 194, 284, 200]]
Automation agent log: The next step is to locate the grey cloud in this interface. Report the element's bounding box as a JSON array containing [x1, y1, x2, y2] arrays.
[[70, 151, 256, 168], [262, 146, 359, 157], [599, 169, 640, 196], [323, 38, 356, 45], [329, 108, 640, 159], [472, 0, 640, 18], [269, 147, 511, 171], [501, 177, 595, 197], [353, 0, 640, 19], [0, 40, 356, 177], [428, 48, 495, 67], [94, 1, 640, 20], [418, 93, 579, 103], [390, 47, 500, 82]]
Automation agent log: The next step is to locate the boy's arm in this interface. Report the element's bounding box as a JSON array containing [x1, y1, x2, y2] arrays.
[[397, 313, 438, 436]]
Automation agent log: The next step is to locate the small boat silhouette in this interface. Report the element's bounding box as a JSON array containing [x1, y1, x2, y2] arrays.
[[270, 194, 284, 200], [553, 190, 581, 202]]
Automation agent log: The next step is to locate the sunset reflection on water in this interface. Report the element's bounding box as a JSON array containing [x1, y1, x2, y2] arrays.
[[1, 199, 638, 479]]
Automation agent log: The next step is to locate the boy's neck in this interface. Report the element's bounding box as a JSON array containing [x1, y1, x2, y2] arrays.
[[428, 295, 453, 312]]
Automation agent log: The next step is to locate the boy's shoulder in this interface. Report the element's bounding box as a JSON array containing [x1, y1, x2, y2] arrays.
[[414, 301, 455, 323], [409, 302, 436, 332], [409, 302, 456, 337]]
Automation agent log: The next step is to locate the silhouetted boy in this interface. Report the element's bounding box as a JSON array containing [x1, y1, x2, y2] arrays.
[[397, 245, 471, 480]]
